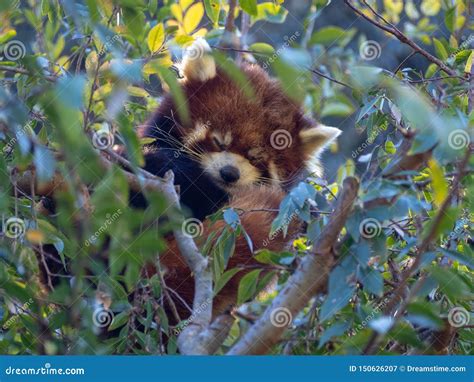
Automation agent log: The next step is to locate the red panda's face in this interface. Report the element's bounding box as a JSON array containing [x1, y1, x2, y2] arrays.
[[187, 126, 275, 190], [174, 39, 342, 192]]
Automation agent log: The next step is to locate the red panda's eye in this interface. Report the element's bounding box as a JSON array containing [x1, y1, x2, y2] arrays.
[[212, 136, 224, 151]]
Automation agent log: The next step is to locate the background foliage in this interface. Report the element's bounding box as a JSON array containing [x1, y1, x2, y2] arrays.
[[0, 0, 472, 355]]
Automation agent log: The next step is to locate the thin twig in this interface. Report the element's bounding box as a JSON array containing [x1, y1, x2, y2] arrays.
[[344, 0, 457, 76]]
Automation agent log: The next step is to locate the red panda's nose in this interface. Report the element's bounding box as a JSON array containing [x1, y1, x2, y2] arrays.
[[220, 165, 240, 183]]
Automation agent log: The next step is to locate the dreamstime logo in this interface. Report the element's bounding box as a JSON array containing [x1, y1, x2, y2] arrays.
[[359, 40, 381, 61], [174, 120, 211, 158], [85, 209, 122, 247], [3, 217, 26, 239], [447, 306, 470, 328], [359, 218, 382, 239], [263, 210, 298, 247], [270, 129, 292, 150], [355, 298, 389, 333], [448, 129, 470, 150], [2, 40, 26, 61], [447, 34, 473, 65], [92, 307, 114, 328], [1, 298, 33, 331], [182, 218, 204, 238], [183, 41, 206, 61], [98, 34, 121, 56], [261, 31, 300, 69], [92, 129, 114, 150], [173, 298, 211, 336], [351, 123, 388, 159], [270, 307, 292, 328]]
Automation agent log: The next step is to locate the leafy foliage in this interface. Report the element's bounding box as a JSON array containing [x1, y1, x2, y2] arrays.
[[0, 0, 472, 355]]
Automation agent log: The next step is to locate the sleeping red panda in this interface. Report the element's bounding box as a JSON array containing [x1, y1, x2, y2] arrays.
[[136, 39, 341, 321]]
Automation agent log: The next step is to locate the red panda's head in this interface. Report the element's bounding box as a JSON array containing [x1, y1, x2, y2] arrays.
[[155, 39, 341, 192]]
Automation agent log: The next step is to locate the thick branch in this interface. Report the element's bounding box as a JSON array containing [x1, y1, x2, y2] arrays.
[[228, 177, 359, 355]]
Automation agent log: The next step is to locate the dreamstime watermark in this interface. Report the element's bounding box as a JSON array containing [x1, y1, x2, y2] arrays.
[[262, 210, 298, 247], [98, 34, 121, 56], [92, 307, 114, 328], [448, 129, 471, 150], [351, 124, 388, 159], [2, 121, 33, 156], [1, 40, 26, 61], [270, 129, 292, 150], [442, 216, 470, 246], [84, 209, 122, 247], [359, 40, 381, 61], [91, 127, 114, 150], [181, 217, 204, 239], [2, 217, 26, 239], [173, 298, 211, 335], [174, 120, 211, 158], [354, 297, 389, 333], [270, 307, 293, 328], [447, 306, 470, 328], [447, 34, 474, 65], [1, 298, 33, 331], [359, 218, 382, 239], [262, 31, 300, 69], [5, 363, 85, 376]]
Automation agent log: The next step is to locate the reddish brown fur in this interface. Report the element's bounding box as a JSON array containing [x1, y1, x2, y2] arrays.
[[141, 61, 331, 324], [145, 64, 317, 184], [148, 186, 300, 322]]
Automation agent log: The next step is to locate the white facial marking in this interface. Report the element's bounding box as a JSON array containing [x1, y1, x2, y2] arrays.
[[201, 152, 260, 188]]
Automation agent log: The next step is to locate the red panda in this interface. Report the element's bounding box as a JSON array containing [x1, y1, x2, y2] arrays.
[[138, 39, 341, 322]]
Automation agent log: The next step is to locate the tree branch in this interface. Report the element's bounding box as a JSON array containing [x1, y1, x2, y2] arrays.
[[363, 147, 472, 354], [228, 177, 359, 355], [344, 0, 457, 76]]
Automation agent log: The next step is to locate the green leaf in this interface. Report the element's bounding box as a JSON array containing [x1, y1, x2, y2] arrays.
[[240, 0, 257, 15], [310, 26, 356, 47], [237, 269, 261, 305], [249, 42, 275, 55], [433, 38, 448, 61], [214, 268, 242, 295], [318, 321, 351, 349], [108, 310, 130, 331], [203, 0, 220, 25], [428, 159, 448, 207], [147, 23, 165, 53]]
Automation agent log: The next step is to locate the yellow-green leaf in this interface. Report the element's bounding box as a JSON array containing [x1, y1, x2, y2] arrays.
[[428, 159, 448, 207], [183, 2, 204, 34], [465, 51, 473, 74], [421, 0, 441, 16], [433, 38, 448, 61], [147, 23, 165, 53], [249, 42, 275, 54]]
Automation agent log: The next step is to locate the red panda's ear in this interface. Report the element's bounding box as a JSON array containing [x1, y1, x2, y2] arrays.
[[180, 38, 216, 82], [299, 124, 341, 156]]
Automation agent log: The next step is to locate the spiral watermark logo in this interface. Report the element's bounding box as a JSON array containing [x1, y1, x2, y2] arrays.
[[447, 306, 470, 328], [183, 41, 205, 61], [3, 40, 26, 61], [270, 129, 292, 150], [359, 40, 381, 61], [92, 307, 114, 328], [448, 129, 470, 150], [4, 217, 26, 239], [270, 307, 292, 328], [92, 129, 114, 150], [182, 218, 204, 238], [359, 218, 382, 239]]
